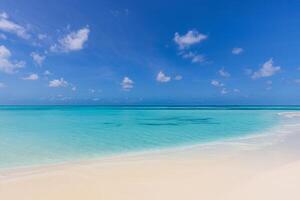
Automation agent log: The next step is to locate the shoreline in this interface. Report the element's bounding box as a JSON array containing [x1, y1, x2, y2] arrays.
[[1, 112, 300, 199], [0, 116, 284, 174], [0, 112, 296, 174]]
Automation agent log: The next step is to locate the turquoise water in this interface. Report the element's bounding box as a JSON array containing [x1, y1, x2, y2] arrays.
[[0, 106, 295, 169]]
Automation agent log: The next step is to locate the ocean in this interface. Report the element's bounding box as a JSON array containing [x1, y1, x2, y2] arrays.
[[0, 106, 298, 169]]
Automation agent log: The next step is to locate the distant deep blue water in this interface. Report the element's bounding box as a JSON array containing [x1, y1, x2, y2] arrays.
[[0, 106, 298, 169]]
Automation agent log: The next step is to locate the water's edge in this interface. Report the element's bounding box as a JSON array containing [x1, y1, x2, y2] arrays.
[[1, 111, 299, 173]]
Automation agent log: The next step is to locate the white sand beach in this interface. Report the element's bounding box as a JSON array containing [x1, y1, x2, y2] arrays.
[[1, 120, 300, 200]]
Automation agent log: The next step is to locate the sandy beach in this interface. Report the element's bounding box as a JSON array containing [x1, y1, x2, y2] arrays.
[[1, 119, 300, 200]]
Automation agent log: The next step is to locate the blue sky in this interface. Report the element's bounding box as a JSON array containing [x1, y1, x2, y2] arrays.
[[0, 0, 300, 105]]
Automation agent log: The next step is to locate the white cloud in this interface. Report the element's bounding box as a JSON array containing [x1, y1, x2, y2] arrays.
[[221, 88, 228, 95], [50, 27, 90, 52], [67, 83, 77, 91], [174, 75, 183, 80], [23, 73, 39, 80], [156, 71, 171, 83], [0, 12, 8, 19], [174, 30, 207, 49], [211, 79, 230, 95], [211, 80, 224, 87], [252, 58, 280, 79], [121, 76, 134, 90], [38, 34, 47, 40], [0, 12, 30, 39], [44, 70, 52, 75], [233, 88, 240, 93], [0, 45, 10, 58], [0, 45, 25, 74], [218, 68, 230, 78], [0, 82, 5, 88], [30, 52, 45, 66], [232, 47, 243, 55], [190, 54, 205, 63], [182, 52, 205, 63], [49, 78, 68, 88]]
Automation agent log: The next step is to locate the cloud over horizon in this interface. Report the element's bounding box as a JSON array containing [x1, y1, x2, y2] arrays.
[[157, 71, 171, 83], [49, 78, 68, 88], [23, 73, 39, 80], [232, 47, 243, 55], [252, 58, 280, 79], [0, 45, 25, 74], [50, 27, 90, 52], [219, 68, 231, 78], [0, 12, 30, 39], [181, 51, 205, 63], [211, 80, 224, 87], [174, 30, 207, 49], [121, 76, 134, 91], [31, 52, 45, 66]]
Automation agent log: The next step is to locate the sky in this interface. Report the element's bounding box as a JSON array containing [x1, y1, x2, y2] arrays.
[[0, 0, 300, 105]]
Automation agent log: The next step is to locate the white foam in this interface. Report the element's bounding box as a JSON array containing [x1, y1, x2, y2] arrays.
[[278, 112, 300, 118]]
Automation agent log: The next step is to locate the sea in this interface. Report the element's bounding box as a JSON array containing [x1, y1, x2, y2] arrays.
[[0, 105, 299, 169]]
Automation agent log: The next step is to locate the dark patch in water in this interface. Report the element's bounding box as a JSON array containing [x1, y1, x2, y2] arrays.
[[142, 117, 212, 121], [103, 122, 122, 127], [138, 122, 180, 126], [138, 117, 219, 126]]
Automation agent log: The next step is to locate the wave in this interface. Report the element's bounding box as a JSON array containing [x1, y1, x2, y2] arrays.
[[278, 112, 300, 118]]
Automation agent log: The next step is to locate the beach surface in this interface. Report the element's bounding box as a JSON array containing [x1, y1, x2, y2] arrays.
[[1, 117, 300, 200]]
